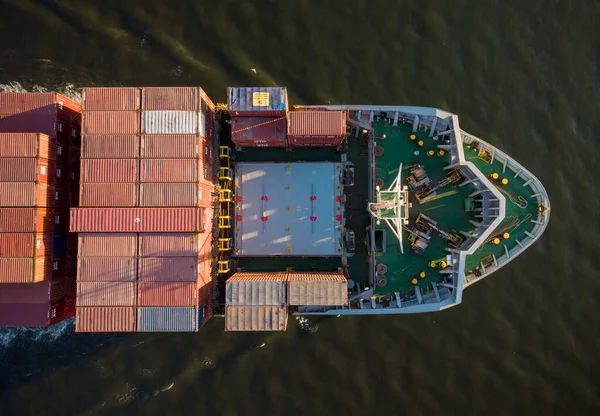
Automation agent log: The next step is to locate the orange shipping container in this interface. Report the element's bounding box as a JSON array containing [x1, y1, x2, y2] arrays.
[[70, 208, 205, 232], [138, 257, 199, 282], [140, 159, 199, 183], [0, 158, 54, 184], [137, 281, 197, 306], [287, 110, 346, 139], [79, 183, 138, 207], [0, 183, 53, 207], [138, 233, 200, 257], [77, 282, 136, 306], [142, 87, 199, 110], [81, 135, 140, 158], [82, 87, 141, 111], [0, 132, 56, 159], [78, 233, 138, 257], [82, 111, 140, 135], [140, 134, 199, 158], [77, 257, 137, 282], [0, 208, 53, 232], [0, 257, 53, 283], [0, 92, 81, 115], [0, 233, 53, 257], [76, 306, 136, 332], [80, 159, 139, 183]]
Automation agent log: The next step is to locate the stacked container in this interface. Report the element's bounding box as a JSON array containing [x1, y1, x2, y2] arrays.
[[73, 87, 216, 332], [227, 87, 289, 148], [287, 110, 347, 148], [0, 92, 82, 327]]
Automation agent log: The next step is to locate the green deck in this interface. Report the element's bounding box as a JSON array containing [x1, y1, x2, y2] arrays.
[[462, 143, 540, 275], [372, 120, 474, 297]]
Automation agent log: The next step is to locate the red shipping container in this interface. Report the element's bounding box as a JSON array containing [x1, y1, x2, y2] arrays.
[[137, 281, 197, 306], [77, 281, 136, 306], [0, 92, 80, 115], [80, 183, 138, 207], [63, 296, 76, 319], [82, 111, 140, 135], [69, 188, 80, 207], [78, 233, 138, 257], [139, 233, 200, 257], [231, 117, 287, 147], [140, 182, 212, 207], [142, 87, 200, 110], [139, 159, 199, 183], [83, 87, 141, 111], [77, 257, 137, 282], [0, 301, 63, 327], [80, 159, 139, 183], [0, 132, 56, 159], [200, 138, 214, 166], [0, 183, 53, 207], [0, 281, 51, 303], [0, 158, 54, 183], [54, 163, 69, 189], [76, 306, 136, 332], [70, 208, 205, 232], [0, 257, 53, 283], [0, 233, 53, 257], [287, 110, 346, 142], [140, 134, 199, 158], [0, 208, 53, 232], [81, 135, 139, 158], [138, 257, 199, 282]]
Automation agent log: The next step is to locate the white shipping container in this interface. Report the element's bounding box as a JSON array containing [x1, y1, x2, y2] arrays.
[[199, 111, 206, 138], [142, 111, 199, 134], [137, 307, 198, 332]]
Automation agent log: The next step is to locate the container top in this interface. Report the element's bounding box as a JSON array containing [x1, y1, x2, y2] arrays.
[[288, 110, 346, 137], [231, 117, 287, 141], [227, 87, 288, 113]]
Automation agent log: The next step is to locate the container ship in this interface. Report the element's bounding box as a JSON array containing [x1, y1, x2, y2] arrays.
[[0, 87, 550, 332]]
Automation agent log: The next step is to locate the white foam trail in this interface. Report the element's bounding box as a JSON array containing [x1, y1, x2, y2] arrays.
[[0, 318, 74, 349], [296, 316, 319, 333]]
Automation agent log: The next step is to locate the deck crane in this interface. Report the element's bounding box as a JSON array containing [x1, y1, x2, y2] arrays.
[[406, 164, 463, 203], [404, 213, 464, 254]]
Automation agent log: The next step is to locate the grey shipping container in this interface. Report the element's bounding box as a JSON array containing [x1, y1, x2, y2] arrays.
[[137, 307, 199, 332]]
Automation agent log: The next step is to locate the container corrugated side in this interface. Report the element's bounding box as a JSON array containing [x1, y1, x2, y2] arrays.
[[0, 233, 53, 257], [140, 183, 199, 207], [138, 233, 200, 257], [77, 257, 137, 282], [0, 208, 54, 232], [80, 183, 138, 207], [77, 282, 136, 306], [138, 257, 199, 282], [0, 158, 54, 184], [140, 159, 199, 183], [0, 92, 80, 115], [0, 133, 55, 159], [0, 257, 53, 283], [137, 307, 198, 332], [137, 281, 197, 306], [80, 159, 139, 183], [0, 112, 57, 138], [76, 306, 136, 332], [70, 208, 205, 232], [83, 111, 140, 135], [225, 305, 288, 331], [142, 111, 198, 134], [227, 87, 288, 116], [81, 135, 140, 158], [0, 183, 53, 207], [78, 233, 138, 257], [83, 87, 141, 111], [140, 134, 199, 158], [231, 117, 287, 147], [142, 87, 199, 110], [287, 110, 346, 139]]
